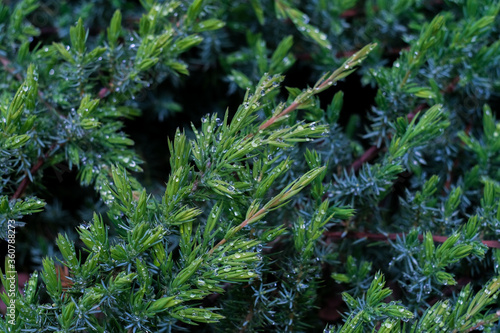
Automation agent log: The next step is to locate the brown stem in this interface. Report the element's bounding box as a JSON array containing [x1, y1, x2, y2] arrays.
[[350, 146, 380, 172], [2, 54, 67, 119], [406, 103, 428, 122], [337, 46, 407, 60], [0, 56, 23, 81], [258, 102, 300, 131], [2, 55, 69, 200], [11, 142, 63, 200], [340, 9, 359, 18], [461, 310, 500, 333], [349, 76, 458, 179], [399, 70, 412, 88], [238, 303, 254, 333], [443, 76, 460, 94], [38, 90, 66, 119], [336, 50, 357, 59], [349, 104, 428, 172], [208, 207, 267, 255]]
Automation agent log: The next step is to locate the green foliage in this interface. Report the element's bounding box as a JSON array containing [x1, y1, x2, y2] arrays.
[[0, 0, 500, 332]]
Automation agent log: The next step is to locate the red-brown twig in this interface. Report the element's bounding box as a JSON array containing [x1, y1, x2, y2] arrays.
[[258, 102, 300, 131], [349, 71, 459, 174], [2, 55, 67, 119], [208, 206, 268, 255], [443, 76, 460, 94], [462, 311, 500, 333], [1, 55, 70, 200], [11, 142, 63, 200], [340, 9, 359, 18], [349, 103, 428, 172], [238, 303, 254, 333], [349, 146, 380, 172], [0, 56, 23, 81]]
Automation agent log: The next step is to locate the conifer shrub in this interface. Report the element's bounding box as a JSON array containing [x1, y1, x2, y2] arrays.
[[0, 0, 500, 332]]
